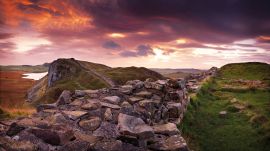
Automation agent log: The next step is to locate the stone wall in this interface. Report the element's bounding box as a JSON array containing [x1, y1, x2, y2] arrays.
[[0, 78, 190, 151]]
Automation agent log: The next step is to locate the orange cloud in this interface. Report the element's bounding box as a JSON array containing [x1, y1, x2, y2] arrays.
[[1, 0, 93, 30]]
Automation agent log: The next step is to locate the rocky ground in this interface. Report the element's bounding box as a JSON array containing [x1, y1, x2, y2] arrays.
[[0, 79, 190, 151]]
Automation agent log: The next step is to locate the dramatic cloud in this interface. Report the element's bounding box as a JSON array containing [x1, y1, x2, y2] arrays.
[[0, 0, 269, 68], [102, 40, 121, 49], [120, 44, 154, 57]]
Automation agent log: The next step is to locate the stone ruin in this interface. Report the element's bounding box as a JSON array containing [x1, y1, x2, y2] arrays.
[[0, 79, 190, 151]]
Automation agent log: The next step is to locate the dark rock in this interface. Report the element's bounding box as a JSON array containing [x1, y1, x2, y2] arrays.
[[6, 123, 25, 137], [36, 104, 57, 112], [59, 140, 90, 151], [93, 122, 120, 138], [92, 139, 123, 151], [29, 128, 61, 146]]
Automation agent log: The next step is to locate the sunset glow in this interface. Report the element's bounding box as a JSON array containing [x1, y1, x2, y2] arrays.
[[0, 0, 269, 68]]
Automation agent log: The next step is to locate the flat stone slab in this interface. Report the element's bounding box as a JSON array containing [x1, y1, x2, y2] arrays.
[[135, 91, 152, 98], [100, 102, 121, 109], [103, 96, 121, 104], [62, 110, 88, 120], [128, 97, 144, 104], [79, 117, 102, 131], [117, 113, 154, 139], [149, 135, 188, 151], [152, 123, 180, 136], [70, 99, 83, 106]]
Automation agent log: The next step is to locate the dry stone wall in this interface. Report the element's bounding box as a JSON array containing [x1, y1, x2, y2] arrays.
[[0, 79, 190, 151]]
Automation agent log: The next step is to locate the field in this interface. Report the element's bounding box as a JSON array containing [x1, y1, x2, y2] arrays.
[[0, 71, 36, 118], [180, 62, 270, 151]]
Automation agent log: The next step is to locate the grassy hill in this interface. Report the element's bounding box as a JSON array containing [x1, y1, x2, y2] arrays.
[[28, 58, 164, 104], [180, 62, 270, 151]]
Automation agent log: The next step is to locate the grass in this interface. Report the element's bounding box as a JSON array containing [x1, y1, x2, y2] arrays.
[[0, 71, 36, 119], [180, 62, 270, 151]]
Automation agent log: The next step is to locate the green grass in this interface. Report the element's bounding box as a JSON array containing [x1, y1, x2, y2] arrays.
[[104, 67, 164, 85], [220, 62, 270, 80], [180, 62, 270, 151]]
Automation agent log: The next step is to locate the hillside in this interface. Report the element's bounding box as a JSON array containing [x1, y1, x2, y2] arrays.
[[181, 62, 270, 151], [28, 58, 164, 104], [0, 64, 49, 73]]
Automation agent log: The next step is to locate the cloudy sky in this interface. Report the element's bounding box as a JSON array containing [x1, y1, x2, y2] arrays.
[[0, 0, 269, 69]]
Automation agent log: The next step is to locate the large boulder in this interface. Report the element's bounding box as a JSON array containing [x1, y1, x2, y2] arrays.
[[56, 90, 71, 106], [117, 113, 154, 139]]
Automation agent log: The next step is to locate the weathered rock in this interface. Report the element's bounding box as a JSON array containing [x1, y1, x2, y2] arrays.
[[148, 135, 188, 151], [70, 99, 83, 106], [36, 104, 57, 112], [29, 128, 61, 146], [0, 137, 37, 151], [117, 113, 154, 139], [167, 102, 182, 119], [152, 123, 180, 136], [62, 110, 88, 120], [81, 99, 101, 110], [119, 85, 134, 94], [100, 102, 121, 109], [135, 91, 152, 98], [6, 123, 25, 137], [58, 140, 90, 151], [103, 96, 121, 104], [56, 90, 71, 106], [128, 97, 144, 104], [93, 139, 123, 151], [74, 90, 86, 97], [93, 122, 120, 138], [104, 108, 113, 121], [139, 99, 159, 109], [74, 131, 101, 144], [79, 117, 102, 131]]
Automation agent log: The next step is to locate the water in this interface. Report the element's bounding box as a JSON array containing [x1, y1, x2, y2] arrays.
[[22, 72, 48, 80]]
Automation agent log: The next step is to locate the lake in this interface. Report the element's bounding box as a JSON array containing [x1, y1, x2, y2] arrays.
[[22, 72, 48, 80]]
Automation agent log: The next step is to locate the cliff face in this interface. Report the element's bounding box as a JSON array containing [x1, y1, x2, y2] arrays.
[[47, 58, 81, 87]]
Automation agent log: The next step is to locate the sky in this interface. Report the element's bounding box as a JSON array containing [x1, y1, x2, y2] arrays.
[[0, 0, 270, 69]]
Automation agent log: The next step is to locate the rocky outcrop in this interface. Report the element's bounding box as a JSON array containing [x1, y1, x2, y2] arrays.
[[1, 79, 190, 150]]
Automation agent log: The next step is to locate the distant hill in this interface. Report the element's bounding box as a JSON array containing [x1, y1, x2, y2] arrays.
[[151, 68, 204, 75], [0, 64, 49, 73], [28, 58, 164, 104]]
